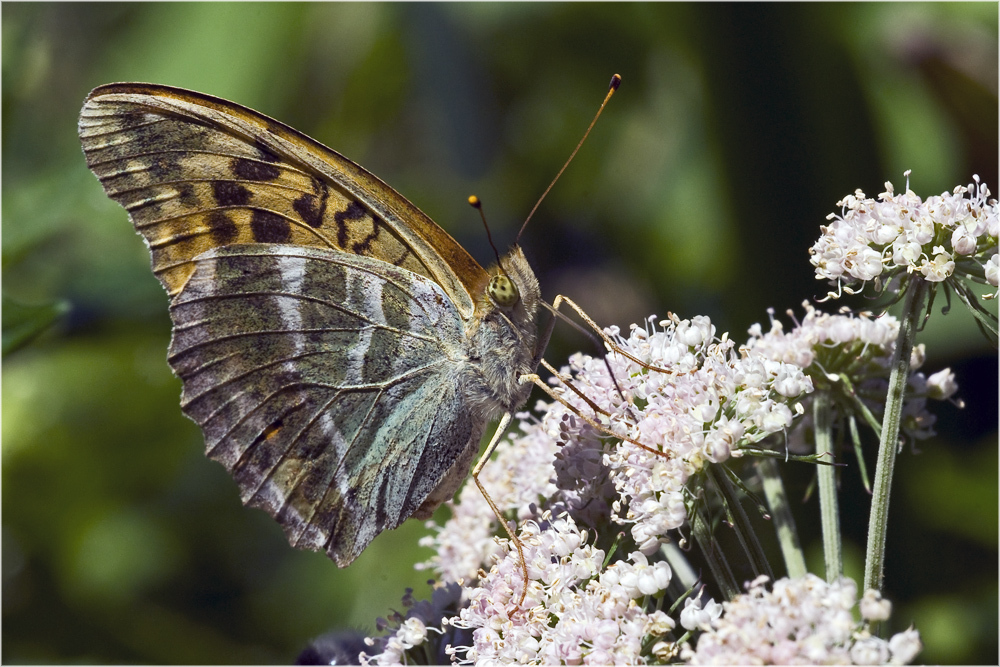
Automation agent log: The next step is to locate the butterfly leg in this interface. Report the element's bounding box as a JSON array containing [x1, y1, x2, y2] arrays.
[[517, 370, 669, 459], [538, 296, 639, 413], [543, 295, 680, 375], [520, 294, 673, 459], [470, 411, 530, 611]]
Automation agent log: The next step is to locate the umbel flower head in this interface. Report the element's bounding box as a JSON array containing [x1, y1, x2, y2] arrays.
[[747, 301, 961, 452], [810, 172, 998, 300], [681, 574, 922, 665]]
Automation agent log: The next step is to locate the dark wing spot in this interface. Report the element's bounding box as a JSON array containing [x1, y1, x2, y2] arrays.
[[293, 193, 324, 228], [250, 209, 292, 243], [148, 154, 183, 179], [374, 471, 391, 528], [206, 210, 239, 245], [213, 180, 253, 206], [392, 247, 412, 267], [232, 157, 281, 182], [333, 201, 367, 248], [177, 183, 199, 206], [114, 111, 154, 131]]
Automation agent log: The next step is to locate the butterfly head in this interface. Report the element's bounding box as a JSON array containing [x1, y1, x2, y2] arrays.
[[472, 244, 540, 413]]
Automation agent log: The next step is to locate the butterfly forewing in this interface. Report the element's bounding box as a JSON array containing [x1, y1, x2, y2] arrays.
[[169, 244, 483, 563], [78, 83, 487, 319]]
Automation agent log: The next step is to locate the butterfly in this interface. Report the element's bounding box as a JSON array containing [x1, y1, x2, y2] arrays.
[[78, 83, 541, 567]]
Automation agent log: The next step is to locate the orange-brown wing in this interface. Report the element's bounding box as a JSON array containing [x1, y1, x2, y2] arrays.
[[78, 82, 487, 320]]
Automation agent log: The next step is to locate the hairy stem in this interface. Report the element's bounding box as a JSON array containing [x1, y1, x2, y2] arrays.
[[758, 457, 807, 578], [815, 391, 842, 581], [864, 279, 927, 592]]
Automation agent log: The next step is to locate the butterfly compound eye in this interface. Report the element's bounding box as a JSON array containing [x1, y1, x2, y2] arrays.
[[488, 274, 520, 308]]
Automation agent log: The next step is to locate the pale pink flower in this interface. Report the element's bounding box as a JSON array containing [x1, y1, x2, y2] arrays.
[[682, 575, 921, 665], [811, 172, 998, 299]]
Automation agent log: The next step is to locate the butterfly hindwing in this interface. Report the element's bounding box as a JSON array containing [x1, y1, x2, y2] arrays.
[[78, 83, 487, 319], [169, 244, 483, 564]]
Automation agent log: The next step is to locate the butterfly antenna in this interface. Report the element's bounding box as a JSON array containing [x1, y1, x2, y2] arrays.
[[469, 195, 504, 268], [515, 73, 621, 245]]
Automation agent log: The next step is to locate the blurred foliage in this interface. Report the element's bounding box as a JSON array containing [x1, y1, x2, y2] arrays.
[[2, 296, 69, 357], [2, 3, 996, 664]]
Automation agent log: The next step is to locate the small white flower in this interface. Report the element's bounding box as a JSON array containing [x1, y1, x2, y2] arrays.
[[851, 635, 891, 665], [397, 617, 427, 646], [891, 238, 923, 268], [888, 628, 923, 664], [630, 551, 671, 595], [985, 253, 999, 288], [925, 368, 958, 401], [951, 223, 978, 255], [859, 588, 892, 621], [851, 246, 886, 281], [680, 595, 722, 631], [920, 250, 956, 282], [646, 609, 676, 635]]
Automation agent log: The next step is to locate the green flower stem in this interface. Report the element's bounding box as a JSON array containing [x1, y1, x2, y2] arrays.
[[863, 278, 927, 593], [692, 503, 739, 600], [709, 465, 773, 581], [757, 457, 807, 579], [814, 391, 842, 581]]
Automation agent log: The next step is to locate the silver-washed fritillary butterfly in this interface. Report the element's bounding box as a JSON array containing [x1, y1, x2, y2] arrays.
[[78, 83, 541, 566]]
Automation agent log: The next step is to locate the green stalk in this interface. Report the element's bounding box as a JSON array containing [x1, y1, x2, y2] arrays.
[[692, 503, 739, 599], [863, 279, 927, 592], [709, 465, 773, 580], [758, 457, 807, 578], [814, 391, 842, 581]]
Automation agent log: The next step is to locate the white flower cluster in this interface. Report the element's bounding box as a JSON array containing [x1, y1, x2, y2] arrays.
[[448, 513, 675, 665], [370, 307, 942, 665], [747, 302, 960, 447], [359, 582, 471, 666], [600, 314, 813, 553], [810, 173, 999, 298], [681, 574, 922, 665]]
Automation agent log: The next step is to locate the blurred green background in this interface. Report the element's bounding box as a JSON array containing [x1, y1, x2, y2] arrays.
[[3, 3, 996, 664]]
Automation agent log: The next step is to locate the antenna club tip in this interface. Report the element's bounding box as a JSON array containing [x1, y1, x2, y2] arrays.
[[468, 195, 482, 208], [610, 74, 622, 90]]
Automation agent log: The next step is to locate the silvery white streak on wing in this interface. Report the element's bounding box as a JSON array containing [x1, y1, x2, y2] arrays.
[[316, 409, 348, 468], [343, 269, 383, 383], [271, 252, 308, 356]]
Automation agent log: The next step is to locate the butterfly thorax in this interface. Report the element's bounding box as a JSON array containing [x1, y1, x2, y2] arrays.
[[461, 245, 540, 420]]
